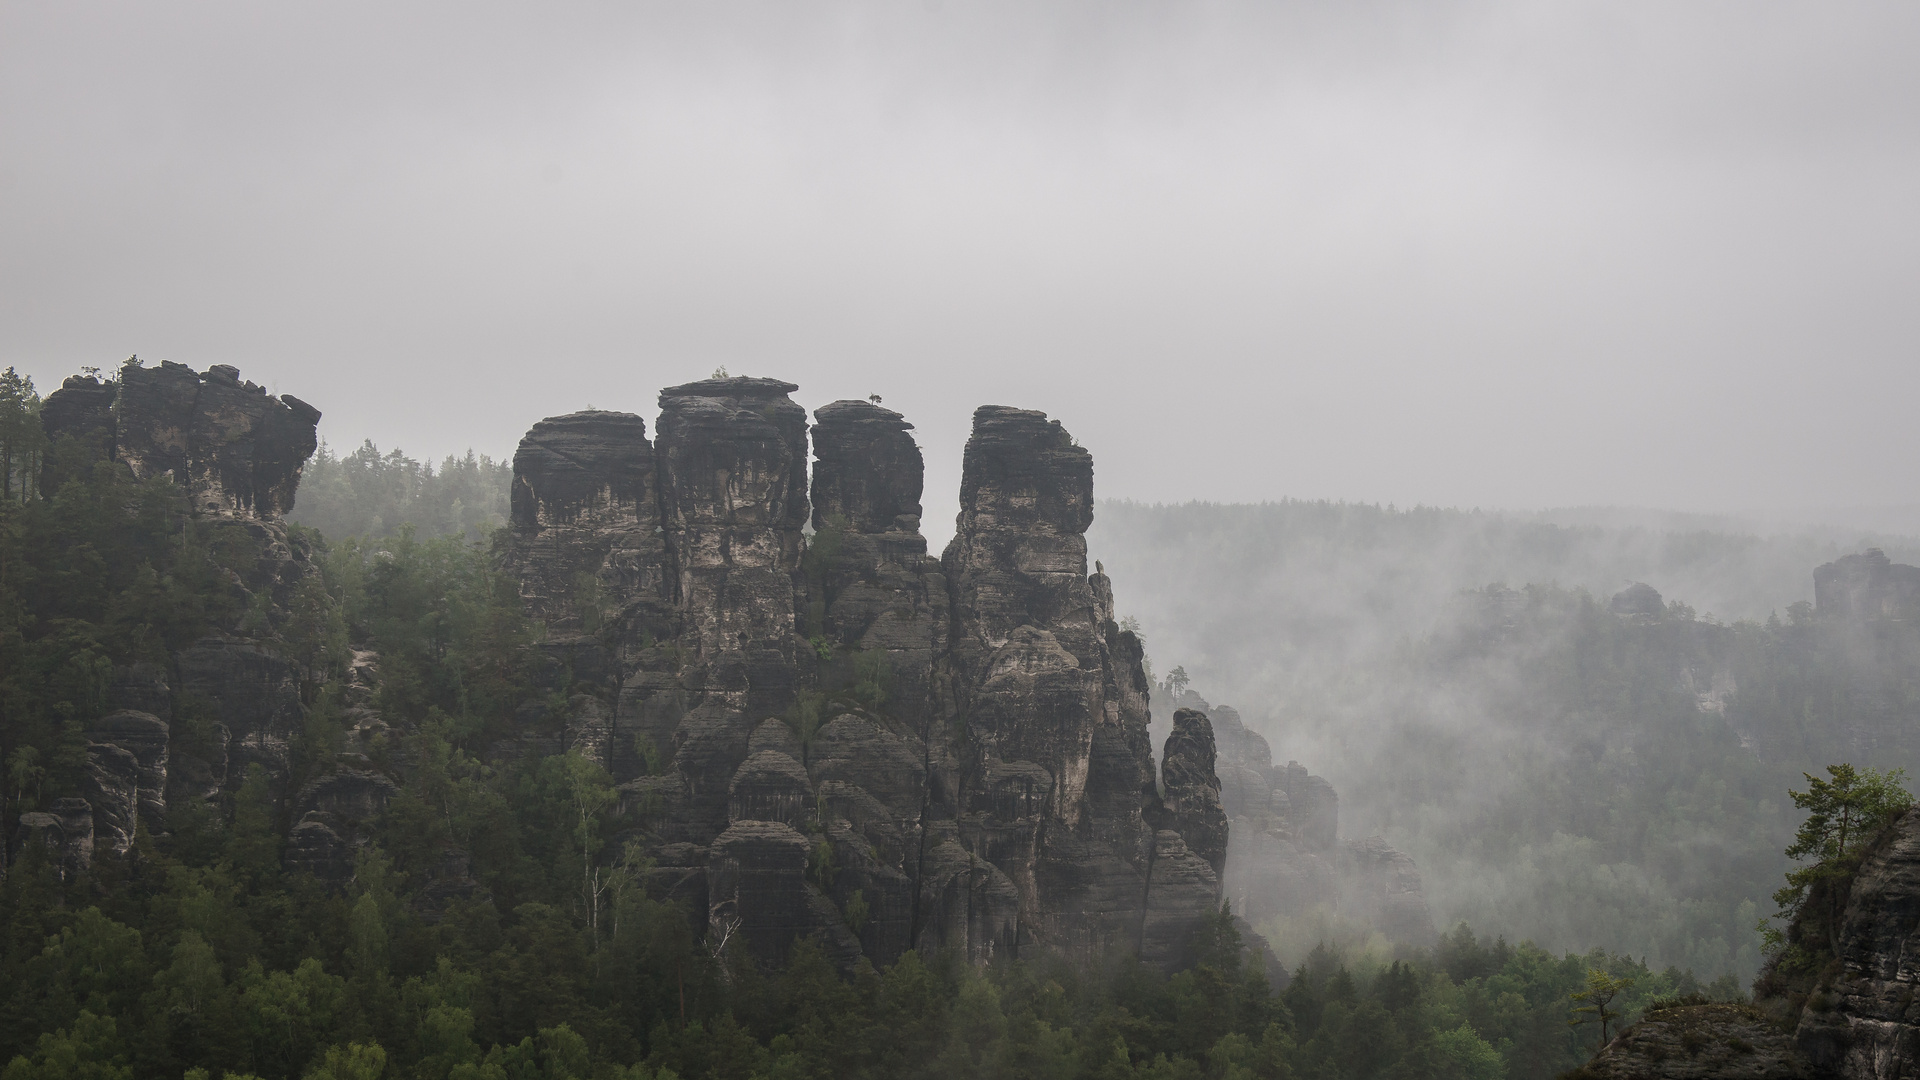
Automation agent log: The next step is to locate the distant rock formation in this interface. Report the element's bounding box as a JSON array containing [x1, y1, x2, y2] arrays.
[[1608, 581, 1665, 617], [1167, 687, 1434, 951], [1815, 548, 1920, 623], [85, 710, 170, 855], [507, 385, 1227, 971]]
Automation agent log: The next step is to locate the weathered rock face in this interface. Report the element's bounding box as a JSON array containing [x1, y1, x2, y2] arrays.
[[1163, 708, 1227, 882], [37, 374, 118, 492], [1792, 807, 1920, 1078], [41, 359, 320, 517], [282, 770, 401, 884], [1164, 686, 1434, 950], [115, 360, 321, 518], [14, 799, 96, 879], [1581, 807, 1920, 1080], [175, 637, 305, 789], [85, 711, 170, 855], [509, 387, 1224, 972], [24, 361, 327, 873], [807, 400, 948, 735], [1816, 549, 1920, 624], [507, 410, 668, 640]]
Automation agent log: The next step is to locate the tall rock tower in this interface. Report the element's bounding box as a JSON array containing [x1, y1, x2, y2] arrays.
[[505, 381, 1226, 971]]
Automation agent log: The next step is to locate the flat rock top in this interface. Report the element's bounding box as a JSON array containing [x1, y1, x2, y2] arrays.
[[1576, 1005, 1807, 1080], [88, 709, 169, 736], [814, 399, 912, 430], [659, 377, 800, 401], [524, 410, 647, 431]]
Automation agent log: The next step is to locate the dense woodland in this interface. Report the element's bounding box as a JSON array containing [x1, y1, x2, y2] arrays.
[[0, 371, 1881, 1079]]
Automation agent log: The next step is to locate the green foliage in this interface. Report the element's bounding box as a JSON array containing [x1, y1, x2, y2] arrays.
[[0, 367, 45, 504], [1568, 968, 1632, 1051], [288, 441, 511, 543], [1, 1009, 132, 1080], [1763, 764, 1911, 958]]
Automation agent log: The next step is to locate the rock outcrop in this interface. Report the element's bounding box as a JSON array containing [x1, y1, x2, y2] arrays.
[[282, 770, 401, 884], [1574, 1002, 1812, 1080], [1609, 581, 1666, 618], [84, 711, 170, 855], [1165, 687, 1434, 949], [1790, 806, 1920, 1078], [1162, 708, 1228, 882], [507, 386, 1227, 972], [1815, 549, 1920, 624], [16, 359, 326, 872], [43, 360, 321, 518], [36, 374, 117, 492], [1581, 806, 1920, 1079], [115, 360, 321, 518], [13, 799, 96, 880]]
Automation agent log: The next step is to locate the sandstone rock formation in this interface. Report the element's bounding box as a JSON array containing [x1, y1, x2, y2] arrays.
[[85, 710, 170, 855], [506, 386, 1228, 972], [282, 770, 401, 884], [18, 360, 325, 870], [1580, 806, 1920, 1079], [1164, 687, 1434, 950], [43, 360, 321, 518], [1815, 549, 1920, 624], [36, 374, 117, 492], [1609, 581, 1666, 617], [12, 798, 96, 880], [1791, 806, 1920, 1077], [1574, 1002, 1812, 1080], [116, 360, 321, 518]]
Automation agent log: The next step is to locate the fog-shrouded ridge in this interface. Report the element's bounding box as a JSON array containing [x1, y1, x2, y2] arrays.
[[1089, 498, 1920, 983]]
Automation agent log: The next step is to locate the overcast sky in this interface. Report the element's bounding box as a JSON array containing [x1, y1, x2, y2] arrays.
[[3, 1, 1916, 542]]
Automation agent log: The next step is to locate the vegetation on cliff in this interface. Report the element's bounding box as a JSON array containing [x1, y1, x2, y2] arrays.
[[0, 394, 1743, 1079]]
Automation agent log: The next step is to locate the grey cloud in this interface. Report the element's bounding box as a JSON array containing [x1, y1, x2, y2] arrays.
[[3, 1, 1916, 545]]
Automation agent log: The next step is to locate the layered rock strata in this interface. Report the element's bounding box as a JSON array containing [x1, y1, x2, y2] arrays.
[[507, 386, 1227, 972], [18, 360, 324, 873], [1815, 549, 1920, 624], [1163, 687, 1434, 948], [43, 361, 321, 518]]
